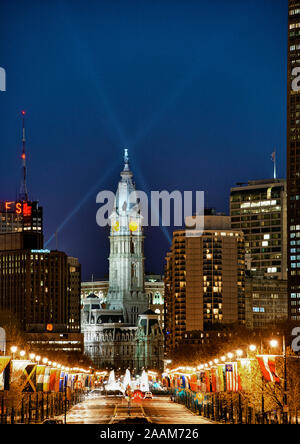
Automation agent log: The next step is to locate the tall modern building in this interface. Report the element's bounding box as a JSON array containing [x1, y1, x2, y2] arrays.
[[288, 1, 300, 321], [230, 180, 287, 279], [230, 180, 288, 328], [164, 213, 245, 355], [81, 151, 164, 371], [0, 114, 83, 356]]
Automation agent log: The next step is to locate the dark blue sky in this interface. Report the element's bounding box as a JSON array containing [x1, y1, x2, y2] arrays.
[[0, 0, 287, 280]]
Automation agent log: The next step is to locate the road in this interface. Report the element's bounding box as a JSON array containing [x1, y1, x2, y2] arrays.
[[59, 395, 215, 424]]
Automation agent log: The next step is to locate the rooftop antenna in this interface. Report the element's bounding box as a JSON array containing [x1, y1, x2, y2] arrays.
[[271, 150, 277, 180], [19, 110, 29, 201]]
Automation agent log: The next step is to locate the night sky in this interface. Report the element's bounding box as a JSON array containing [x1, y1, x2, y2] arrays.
[[0, 0, 287, 280]]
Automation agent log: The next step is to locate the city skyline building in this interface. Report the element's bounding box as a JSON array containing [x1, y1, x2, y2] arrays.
[[230, 179, 287, 279], [81, 151, 164, 371], [164, 214, 245, 356], [288, 0, 300, 322]]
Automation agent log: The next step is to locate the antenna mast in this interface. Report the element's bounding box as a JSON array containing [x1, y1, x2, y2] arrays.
[[19, 110, 29, 201]]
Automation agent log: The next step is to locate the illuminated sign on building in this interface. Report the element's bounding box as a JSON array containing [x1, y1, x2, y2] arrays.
[[0, 201, 32, 216]]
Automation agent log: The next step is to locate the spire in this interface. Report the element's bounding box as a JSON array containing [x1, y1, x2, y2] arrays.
[[123, 148, 130, 172], [19, 110, 29, 201], [121, 148, 132, 179]]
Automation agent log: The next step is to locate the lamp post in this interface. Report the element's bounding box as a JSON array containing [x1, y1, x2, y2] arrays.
[[269, 337, 288, 424]]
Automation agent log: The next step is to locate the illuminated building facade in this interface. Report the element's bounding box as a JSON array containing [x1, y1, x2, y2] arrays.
[[0, 200, 43, 250], [230, 180, 287, 279], [0, 249, 81, 332], [164, 215, 245, 355], [245, 276, 288, 329], [81, 274, 165, 328], [230, 180, 288, 327], [288, 1, 300, 321]]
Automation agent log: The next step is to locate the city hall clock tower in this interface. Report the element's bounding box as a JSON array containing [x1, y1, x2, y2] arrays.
[[106, 150, 147, 323]]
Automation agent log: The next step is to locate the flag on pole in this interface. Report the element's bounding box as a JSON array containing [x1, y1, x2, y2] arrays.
[[189, 374, 198, 392], [225, 362, 239, 392], [36, 365, 46, 391], [211, 368, 217, 392], [59, 371, 65, 392], [49, 368, 57, 392], [43, 367, 51, 392], [257, 356, 280, 383], [205, 370, 211, 393], [54, 369, 61, 392], [217, 364, 226, 392]]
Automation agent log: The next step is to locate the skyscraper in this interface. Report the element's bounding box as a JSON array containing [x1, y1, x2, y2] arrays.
[[288, 1, 300, 321], [164, 214, 245, 355], [230, 179, 287, 279]]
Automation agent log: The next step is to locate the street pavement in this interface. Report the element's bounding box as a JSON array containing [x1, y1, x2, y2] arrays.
[[58, 394, 215, 424]]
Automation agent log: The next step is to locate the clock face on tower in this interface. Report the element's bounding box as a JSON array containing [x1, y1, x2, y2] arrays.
[[112, 221, 120, 232], [129, 220, 138, 232]]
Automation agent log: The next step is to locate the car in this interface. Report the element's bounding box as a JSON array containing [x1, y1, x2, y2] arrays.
[[42, 419, 64, 424], [144, 391, 153, 399]]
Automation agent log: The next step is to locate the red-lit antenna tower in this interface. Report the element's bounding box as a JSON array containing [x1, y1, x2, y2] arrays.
[[19, 110, 29, 201]]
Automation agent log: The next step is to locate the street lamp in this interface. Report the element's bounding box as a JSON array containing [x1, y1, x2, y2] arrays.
[[20, 350, 26, 358], [270, 337, 288, 424], [236, 350, 243, 357], [227, 353, 233, 359], [36, 355, 41, 363], [10, 346, 17, 359], [29, 353, 35, 361], [249, 344, 256, 352], [270, 339, 279, 349]]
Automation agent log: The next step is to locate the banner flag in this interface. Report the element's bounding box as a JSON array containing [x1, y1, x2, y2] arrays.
[[225, 362, 239, 392], [49, 368, 57, 391], [43, 366, 51, 392], [257, 356, 280, 383], [200, 371, 206, 392], [54, 369, 61, 392], [189, 374, 198, 392], [22, 365, 37, 392], [11, 361, 36, 393], [217, 364, 225, 392], [36, 365, 46, 391], [64, 373, 68, 390], [59, 371, 65, 392], [0, 357, 11, 391], [205, 370, 211, 393], [211, 368, 217, 393]]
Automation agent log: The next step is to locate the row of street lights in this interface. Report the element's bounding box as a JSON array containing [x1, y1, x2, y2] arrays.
[[9, 345, 91, 374], [166, 339, 283, 374]]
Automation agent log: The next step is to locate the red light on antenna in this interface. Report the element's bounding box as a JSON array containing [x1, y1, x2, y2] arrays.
[[21, 153, 26, 160], [21, 110, 26, 115]]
